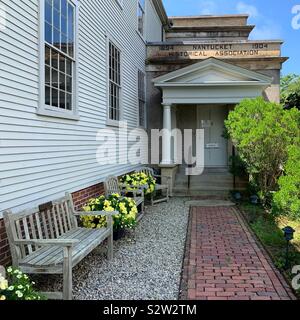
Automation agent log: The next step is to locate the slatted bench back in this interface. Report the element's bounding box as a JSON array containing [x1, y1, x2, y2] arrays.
[[137, 167, 154, 176], [104, 176, 121, 196], [3, 193, 77, 265]]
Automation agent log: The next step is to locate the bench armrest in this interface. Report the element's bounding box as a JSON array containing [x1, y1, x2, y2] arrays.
[[14, 239, 78, 247], [73, 211, 119, 217]]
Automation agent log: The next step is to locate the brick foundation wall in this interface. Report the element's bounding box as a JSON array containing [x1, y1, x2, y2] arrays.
[[0, 182, 105, 267]]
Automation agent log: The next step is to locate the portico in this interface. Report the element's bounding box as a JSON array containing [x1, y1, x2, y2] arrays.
[[153, 58, 273, 167]]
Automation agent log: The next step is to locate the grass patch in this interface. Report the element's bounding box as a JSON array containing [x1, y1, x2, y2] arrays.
[[240, 202, 300, 298]]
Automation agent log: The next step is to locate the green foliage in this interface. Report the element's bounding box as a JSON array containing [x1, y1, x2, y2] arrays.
[[225, 97, 300, 204], [281, 74, 300, 110], [229, 155, 247, 178], [273, 145, 300, 220], [0, 267, 45, 301]]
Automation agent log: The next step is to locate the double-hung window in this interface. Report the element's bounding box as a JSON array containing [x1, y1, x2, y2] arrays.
[[138, 70, 146, 127], [137, 0, 145, 36], [108, 41, 121, 122], [41, 0, 77, 118]]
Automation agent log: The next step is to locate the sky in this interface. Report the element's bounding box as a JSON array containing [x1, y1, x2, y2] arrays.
[[162, 0, 300, 75]]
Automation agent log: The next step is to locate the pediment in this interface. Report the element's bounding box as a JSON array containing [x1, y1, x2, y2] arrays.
[[153, 58, 273, 87]]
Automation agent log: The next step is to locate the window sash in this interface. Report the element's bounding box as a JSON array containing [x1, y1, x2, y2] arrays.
[[43, 0, 76, 112], [109, 41, 121, 121]]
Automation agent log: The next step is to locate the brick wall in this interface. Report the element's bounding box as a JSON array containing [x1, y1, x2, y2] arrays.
[[0, 182, 105, 267]]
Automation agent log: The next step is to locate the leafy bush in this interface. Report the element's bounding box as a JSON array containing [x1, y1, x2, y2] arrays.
[[0, 267, 44, 301], [273, 145, 300, 220], [81, 194, 137, 230], [281, 74, 300, 110], [225, 97, 300, 205]]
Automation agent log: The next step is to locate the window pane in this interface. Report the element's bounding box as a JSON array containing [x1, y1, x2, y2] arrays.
[[45, 66, 51, 86], [51, 49, 58, 69], [59, 72, 65, 91], [66, 59, 72, 75], [61, 0, 67, 17], [66, 75, 72, 93], [68, 4, 74, 40], [45, 22, 52, 44], [66, 93, 72, 110], [53, 28, 60, 49], [59, 91, 66, 109], [68, 41, 74, 58], [52, 88, 59, 107], [45, 86, 51, 105], [53, 0, 60, 10], [45, 45, 51, 65], [61, 15, 67, 35], [61, 34, 68, 54], [53, 8, 60, 30], [52, 69, 58, 88], [59, 55, 65, 72], [45, 1, 52, 24]]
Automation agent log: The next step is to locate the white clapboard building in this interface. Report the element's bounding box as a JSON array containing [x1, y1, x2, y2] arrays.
[[0, 0, 286, 266]]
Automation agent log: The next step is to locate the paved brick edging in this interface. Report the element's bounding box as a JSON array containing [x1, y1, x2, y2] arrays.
[[179, 206, 297, 300], [179, 206, 193, 300]]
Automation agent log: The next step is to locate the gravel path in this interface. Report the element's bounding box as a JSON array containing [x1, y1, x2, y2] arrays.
[[37, 197, 190, 300]]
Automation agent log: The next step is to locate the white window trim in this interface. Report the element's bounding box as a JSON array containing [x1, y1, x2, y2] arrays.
[[137, 68, 146, 128], [38, 0, 80, 121], [106, 34, 124, 127], [136, 0, 145, 41]]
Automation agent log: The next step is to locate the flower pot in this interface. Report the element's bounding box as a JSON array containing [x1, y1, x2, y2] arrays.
[[113, 228, 126, 241]]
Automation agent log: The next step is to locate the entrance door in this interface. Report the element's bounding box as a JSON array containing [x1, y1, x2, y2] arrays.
[[197, 105, 228, 167]]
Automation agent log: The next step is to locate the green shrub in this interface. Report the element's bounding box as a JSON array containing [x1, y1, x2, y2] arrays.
[[273, 145, 300, 220], [225, 97, 300, 205]]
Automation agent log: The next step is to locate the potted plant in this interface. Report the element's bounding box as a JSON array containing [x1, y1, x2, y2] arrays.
[[81, 194, 138, 240], [120, 172, 156, 196]]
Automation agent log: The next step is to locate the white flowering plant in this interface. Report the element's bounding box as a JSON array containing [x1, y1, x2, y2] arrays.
[[81, 194, 138, 230], [0, 267, 44, 301]]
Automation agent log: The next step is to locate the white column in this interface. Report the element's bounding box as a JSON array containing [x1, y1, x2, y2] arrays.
[[161, 103, 172, 165]]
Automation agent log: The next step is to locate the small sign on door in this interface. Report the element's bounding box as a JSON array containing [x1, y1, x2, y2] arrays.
[[206, 143, 219, 149], [201, 120, 213, 128]]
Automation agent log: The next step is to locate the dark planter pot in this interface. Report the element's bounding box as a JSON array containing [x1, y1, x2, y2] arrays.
[[113, 228, 125, 241]]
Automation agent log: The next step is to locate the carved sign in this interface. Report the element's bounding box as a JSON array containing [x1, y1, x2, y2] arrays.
[[147, 42, 282, 60]]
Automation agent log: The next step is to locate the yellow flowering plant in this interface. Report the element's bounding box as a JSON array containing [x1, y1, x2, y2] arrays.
[[120, 172, 156, 195], [81, 194, 137, 230], [0, 267, 44, 301]]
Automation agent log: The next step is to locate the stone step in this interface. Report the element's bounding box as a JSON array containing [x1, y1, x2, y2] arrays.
[[173, 189, 231, 197]]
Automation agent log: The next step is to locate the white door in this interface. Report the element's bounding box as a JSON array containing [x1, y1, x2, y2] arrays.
[[197, 105, 228, 167]]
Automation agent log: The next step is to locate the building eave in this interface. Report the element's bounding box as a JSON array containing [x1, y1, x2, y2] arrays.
[[151, 0, 172, 29]]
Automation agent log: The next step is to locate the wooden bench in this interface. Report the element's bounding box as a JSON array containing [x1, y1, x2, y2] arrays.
[[135, 167, 170, 205], [104, 175, 145, 220], [3, 193, 118, 300]]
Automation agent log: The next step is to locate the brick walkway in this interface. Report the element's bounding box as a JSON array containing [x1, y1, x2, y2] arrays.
[[180, 206, 296, 300]]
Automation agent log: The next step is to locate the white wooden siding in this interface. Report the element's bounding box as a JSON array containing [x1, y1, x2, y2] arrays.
[[0, 0, 162, 216], [145, 0, 163, 42]]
